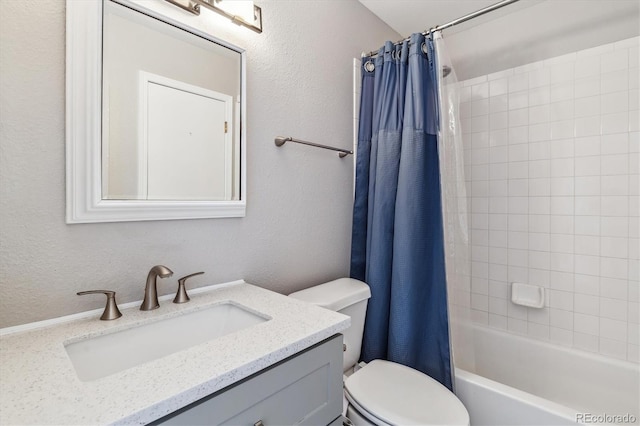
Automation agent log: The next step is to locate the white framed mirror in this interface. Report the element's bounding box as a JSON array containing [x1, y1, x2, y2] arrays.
[[66, 0, 246, 223]]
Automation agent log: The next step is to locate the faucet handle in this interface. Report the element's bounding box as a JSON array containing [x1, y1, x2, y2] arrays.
[[77, 290, 123, 320], [173, 272, 204, 304]]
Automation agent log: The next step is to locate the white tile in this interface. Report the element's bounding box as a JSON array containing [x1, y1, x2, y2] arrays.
[[602, 154, 629, 175], [601, 133, 629, 155], [530, 123, 551, 142], [630, 89, 640, 111], [576, 43, 614, 59], [550, 121, 574, 141], [472, 132, 490, 149], [574, 332, 599, 352], [529, 215, 551, 233], [601, 217, 629, 237], [551, 234, 574, 253], [529, 105, 550, 124], [472, 229, 489, 246], [488, 314, 508, 330], [490, 112, 508, 130], [550, 62, 575, 84], [550, 82, 574, 103], [599, 337, 627, 360], [472, 115, 490, 133], [550, 327, 573, 346], [529, 159, 550, 178], [508, 144, 528, 162], [574, 293, 599, 315], [508, 125, 529, 144], [529, 268, 550, 287], [489, 214, 507, 230], [575, 176, 600, 196], [490, 180, 508, 197], [490, 163, 508, 180], [472, 261, 489, 279], [508, 110, 529, 128], [508, 179, 528, 197], [488, 69, 514, 81], [551, 158, 574, 177], [575, 216, 600, 236], [630, 111, 640, 132], [508, 248, 528, 267], [489, 78, 508, 97], [488, 296, 507, 315], [528, 322, 550, 340], [574, 116, 601, 137], [615, 36, 640, 49], [472, 99, 489, 117], [508, 301, 528, 320], [550, 176, 574, 196], [471, 82, 489, 99], [508, 91, 528, 110], [473, 197, 490, 213], [550, 100, 574, 121], [490, 247, 508, 265], [574, 312, 599, 335], [529, 68, 550, 89], [601, 257, 628, 280], [629, 323, 639, 346], [575, 235, 600, 256], [575, 136, 601, 157], [551, 196, 574, 215], [575, 254, 600, 276], [509, 197, 529, 214], [550, 252, 574, 273], [601, 196, 629, 217], [471, 309, 488, 324], [508, 231, 528, 249], [472, 276, 489, 294], [574, 96, 600, 118], [489, 95, 508, 113], [574, 55, 600, 79], [528, 250, 551, 271], [550, 289, 574, 311], [575, 196, 600, 216], [489, 280, 509, 299], [461, 86, 472, 103], [601, 49, 628, 74], [529, 234, 550, 252], [529, 177, 550, 196], [601, 112, 629, 135], [601, 277, 628, 300], [601, 91, 629, 115], [550, 307, 573, 329], [508, 74, 529, 93], [544, 53, 576, 66], [575, 274, 600, 296], [490, 146, 508, 163], [575, 156, 601, 176], [574, 75, 600, 98], [600, 297, 628, 321], [601, 69, 628, 94], [490, 197, 508, 214], [630, 68, 640, 90], [551, 215, 574, 234], [507, 317, 528, 334], [489, 230, 507, 248], [530, 86, 551, 107], [529, 196, 551, 214], [600, 317, 627, 341]]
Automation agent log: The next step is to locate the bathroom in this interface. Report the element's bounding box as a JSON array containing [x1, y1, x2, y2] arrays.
[[0, 0, 638, 424]]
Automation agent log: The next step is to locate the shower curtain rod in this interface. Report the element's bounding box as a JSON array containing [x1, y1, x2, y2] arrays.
[[362, 0, 520, 58]]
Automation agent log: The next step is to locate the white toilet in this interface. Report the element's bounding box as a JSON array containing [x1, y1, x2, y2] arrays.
[[290, 278, 469, 426]]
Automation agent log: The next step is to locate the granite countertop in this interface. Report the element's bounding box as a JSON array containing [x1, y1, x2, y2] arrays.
[[0, 281, 350, 425]]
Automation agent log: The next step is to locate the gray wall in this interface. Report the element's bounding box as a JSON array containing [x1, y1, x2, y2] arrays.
[[0, 0, 400, 327]]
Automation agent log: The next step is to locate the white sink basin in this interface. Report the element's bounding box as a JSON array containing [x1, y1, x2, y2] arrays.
[[64, 302, 269, 381]]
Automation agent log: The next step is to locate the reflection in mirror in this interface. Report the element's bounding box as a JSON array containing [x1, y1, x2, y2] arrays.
[[102, 1, 241, 201], [65, 0, 246, 223]]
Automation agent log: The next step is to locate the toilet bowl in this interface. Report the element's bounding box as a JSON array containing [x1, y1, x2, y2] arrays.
[[289, 278, 469, 426]]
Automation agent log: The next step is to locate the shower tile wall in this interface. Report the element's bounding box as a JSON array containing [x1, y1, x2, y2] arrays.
[[460, 36, 640, 363]]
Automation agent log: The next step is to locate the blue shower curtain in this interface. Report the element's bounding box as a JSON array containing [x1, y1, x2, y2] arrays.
[[351, 33, 452, 389]]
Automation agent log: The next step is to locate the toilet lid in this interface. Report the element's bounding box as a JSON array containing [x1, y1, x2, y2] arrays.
[[344, 360, 469, 426]]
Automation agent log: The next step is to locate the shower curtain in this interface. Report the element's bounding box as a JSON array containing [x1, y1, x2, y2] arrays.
[[350, 33, 452, 389]]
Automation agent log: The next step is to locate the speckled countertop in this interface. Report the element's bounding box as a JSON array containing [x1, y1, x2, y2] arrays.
[[0, 281, 350, 425]]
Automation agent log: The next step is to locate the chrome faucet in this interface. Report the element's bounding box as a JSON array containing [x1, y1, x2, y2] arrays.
[[140, 265, 173, 311]]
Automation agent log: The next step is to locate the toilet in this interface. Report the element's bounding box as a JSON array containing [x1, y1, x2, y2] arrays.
[[289, 278, 469, 426]]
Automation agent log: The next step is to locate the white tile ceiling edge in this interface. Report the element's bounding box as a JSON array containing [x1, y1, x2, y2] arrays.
[[358, 0, 640, 80]]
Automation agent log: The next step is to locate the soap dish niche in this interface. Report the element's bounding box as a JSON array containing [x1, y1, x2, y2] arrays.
[[511, 282, 545, 309]]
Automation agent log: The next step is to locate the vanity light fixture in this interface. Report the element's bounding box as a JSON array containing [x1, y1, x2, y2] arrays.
[[165, 0, 263, 33]]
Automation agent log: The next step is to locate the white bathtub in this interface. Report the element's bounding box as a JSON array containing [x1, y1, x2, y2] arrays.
[[453, 326, 639, 425]]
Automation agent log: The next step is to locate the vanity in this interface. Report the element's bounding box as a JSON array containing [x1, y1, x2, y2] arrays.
[[0, 281, 350, 424]]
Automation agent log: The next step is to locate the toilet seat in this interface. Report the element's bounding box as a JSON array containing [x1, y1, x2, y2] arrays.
[[344, 360, 469, 426]]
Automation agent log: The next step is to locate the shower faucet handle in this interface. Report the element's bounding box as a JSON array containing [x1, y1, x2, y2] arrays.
[[173, 272, 204, 304], [77, 290, 123, 320]]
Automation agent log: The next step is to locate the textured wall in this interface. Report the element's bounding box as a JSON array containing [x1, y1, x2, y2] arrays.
[[0, 0, 400, 327]]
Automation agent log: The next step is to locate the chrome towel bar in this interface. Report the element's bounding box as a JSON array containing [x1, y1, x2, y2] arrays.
[[275, 136, 353, 158]]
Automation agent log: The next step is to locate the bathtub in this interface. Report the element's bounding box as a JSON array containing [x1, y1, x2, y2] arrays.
[[453, 326, 639, 425]]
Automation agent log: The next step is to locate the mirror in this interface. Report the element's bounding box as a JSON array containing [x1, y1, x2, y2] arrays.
[[66, 0, 246, 223]]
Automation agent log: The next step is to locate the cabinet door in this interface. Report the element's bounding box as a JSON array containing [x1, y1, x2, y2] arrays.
[[155, 334, 343, 425]]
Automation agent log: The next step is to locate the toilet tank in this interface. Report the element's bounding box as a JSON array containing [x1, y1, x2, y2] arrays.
[[289, 278, 371, 372]]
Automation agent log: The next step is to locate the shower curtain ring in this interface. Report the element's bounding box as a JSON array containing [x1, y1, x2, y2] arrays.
[[364, 60, 375, 73]]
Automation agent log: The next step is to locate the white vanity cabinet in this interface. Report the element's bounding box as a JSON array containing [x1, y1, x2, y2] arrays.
[[154, 334, 344, 425]]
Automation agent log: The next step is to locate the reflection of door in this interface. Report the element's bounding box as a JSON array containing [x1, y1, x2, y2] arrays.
[[139, 72, 233, 200]]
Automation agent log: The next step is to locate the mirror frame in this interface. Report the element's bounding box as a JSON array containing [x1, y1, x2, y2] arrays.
[[66, 0, 247, 223]]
